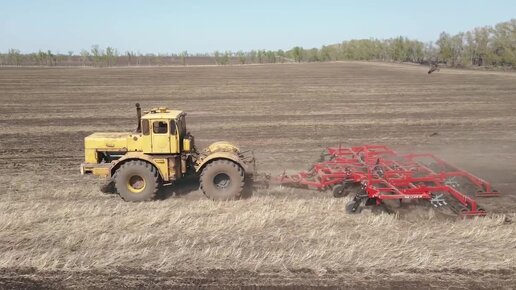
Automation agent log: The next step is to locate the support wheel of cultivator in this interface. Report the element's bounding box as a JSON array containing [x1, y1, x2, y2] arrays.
[[346, 189, 367, 214], [333, 183, 354, 198], [114, 160, 160, 202], [345, 201, 362, 214], [200, 159, 244, 201]]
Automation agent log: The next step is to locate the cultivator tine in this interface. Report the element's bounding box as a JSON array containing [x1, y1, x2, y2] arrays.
[[270, 144, 500, 216], [444, 177, 460, 188], [430, 194, 447, 207]]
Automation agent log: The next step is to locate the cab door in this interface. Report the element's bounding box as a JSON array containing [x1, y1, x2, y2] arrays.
[[151, 120, 171, 153], [169, 119, 179, 153]]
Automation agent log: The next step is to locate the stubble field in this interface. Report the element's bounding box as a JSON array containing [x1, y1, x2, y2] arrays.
[[1, 62, 516, 289]]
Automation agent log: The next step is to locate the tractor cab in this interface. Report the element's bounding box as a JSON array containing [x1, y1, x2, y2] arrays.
[[138, 106, 193, 154]]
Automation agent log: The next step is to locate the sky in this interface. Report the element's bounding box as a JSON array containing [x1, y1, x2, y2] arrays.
[[1, 0, 514, 54]]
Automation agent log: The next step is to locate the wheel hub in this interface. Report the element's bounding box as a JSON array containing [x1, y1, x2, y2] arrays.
[[213, 173, 231, 189], [128, 175, 146, 193]]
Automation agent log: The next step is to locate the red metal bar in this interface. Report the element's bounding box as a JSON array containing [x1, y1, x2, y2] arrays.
[[271, 145, 499, 216]]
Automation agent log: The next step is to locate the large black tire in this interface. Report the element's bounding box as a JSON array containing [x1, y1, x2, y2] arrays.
[[200, 159, 244, 201], [114, 160, 160, 202], [100, 179, 116, 194]]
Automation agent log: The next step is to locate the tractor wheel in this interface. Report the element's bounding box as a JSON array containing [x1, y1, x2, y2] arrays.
[[200, 159, 244, 201], [100, 179, 116, 194], [114, 160, 160, 202]]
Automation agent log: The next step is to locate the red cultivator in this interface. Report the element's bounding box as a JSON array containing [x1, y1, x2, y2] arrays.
[[273, 145, 500, 216]]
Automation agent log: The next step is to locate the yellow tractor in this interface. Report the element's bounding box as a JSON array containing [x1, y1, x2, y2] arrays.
[[80, 104, 255, 201]]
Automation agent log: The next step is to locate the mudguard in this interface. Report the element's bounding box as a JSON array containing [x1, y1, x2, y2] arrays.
[[195, 141, 255, 175]]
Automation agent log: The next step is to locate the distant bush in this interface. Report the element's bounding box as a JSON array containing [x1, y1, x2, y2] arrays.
[[1, 19, 514, 69]]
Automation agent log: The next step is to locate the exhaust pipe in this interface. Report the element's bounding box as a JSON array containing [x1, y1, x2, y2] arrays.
[[135, 103, 142, 133]]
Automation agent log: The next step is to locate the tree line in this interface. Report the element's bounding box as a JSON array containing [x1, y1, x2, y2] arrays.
[[1, 19, 514, 68]]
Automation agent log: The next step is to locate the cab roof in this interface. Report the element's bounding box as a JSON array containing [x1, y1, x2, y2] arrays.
[[141, 107, 184, 120]]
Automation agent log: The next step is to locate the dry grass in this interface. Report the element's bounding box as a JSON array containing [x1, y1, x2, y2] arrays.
[[1, 180, 515, 274]]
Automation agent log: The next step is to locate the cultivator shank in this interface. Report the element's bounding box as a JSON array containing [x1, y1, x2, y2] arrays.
[[273, 145, 499, 216]]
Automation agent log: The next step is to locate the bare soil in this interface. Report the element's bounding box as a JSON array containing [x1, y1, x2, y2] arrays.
[[1, 62, 515, 288], [1, 267, 516, 289]]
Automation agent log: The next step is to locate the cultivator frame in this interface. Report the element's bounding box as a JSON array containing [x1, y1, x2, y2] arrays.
[[273, 145, 500, 216]]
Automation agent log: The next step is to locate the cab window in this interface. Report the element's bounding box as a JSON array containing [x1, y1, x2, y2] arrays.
[[170, 120, 177, 135], [153, 121, 168, 134]]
